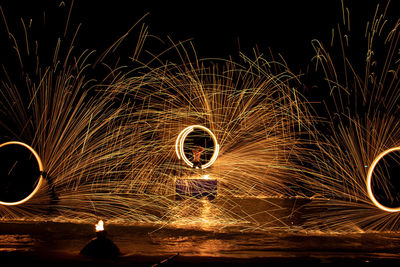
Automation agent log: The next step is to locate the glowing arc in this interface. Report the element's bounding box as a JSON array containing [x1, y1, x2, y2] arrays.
[[366, 147, 400, 212], [0, 141, 44, 206], [175, 125, 219, 169]]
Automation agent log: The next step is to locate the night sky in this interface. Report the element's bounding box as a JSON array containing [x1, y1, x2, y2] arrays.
[[1, 0, 397, 74]]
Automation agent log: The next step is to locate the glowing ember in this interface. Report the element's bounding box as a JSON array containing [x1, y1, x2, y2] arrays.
[[95, 220, 104, 232]]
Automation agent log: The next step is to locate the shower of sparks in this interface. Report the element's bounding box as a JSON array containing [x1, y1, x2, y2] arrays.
[[302, 1, 400, 231], [113, 49, 314, 198], [0, 2, 315, 233], [2, 1, 400, 233]]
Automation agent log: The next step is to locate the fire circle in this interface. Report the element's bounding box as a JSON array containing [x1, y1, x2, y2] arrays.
[[175, 125, 219, 169], [366, 147, 400, 212], [0, 141, 43, 206]]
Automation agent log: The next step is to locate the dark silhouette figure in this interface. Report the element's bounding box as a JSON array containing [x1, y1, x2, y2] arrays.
[[80, 230, 120, 258], [40, 171, 59, 214]]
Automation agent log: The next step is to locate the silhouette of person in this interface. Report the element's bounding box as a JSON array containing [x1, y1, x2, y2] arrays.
[[80, 229, 120, 258], [192, 145, 205, 169], [40, 171, 59, 214]]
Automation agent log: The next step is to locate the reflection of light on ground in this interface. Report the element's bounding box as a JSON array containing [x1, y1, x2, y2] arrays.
[[0, 234, 35, 252], [193, 239, 228, 256], [160, 237, 231, 257], [168, 198, 228, 230], [200, 199, 212, 229]]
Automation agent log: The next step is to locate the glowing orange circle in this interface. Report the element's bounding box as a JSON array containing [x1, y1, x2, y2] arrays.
[[0, 141, 43, 206], [175, 125, 219, 169], [366, 147, 400, 212]]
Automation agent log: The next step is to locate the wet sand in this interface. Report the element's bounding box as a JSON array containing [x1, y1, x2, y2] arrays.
[[2, 249, 400, 266], [1, 219, 400, 266], [1, 198, 400, 265]]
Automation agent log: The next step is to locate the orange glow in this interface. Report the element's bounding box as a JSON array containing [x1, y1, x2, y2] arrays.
[[0, 141, 44, 206], [95, 220, 104, 231], [175, 125, 219, 169], [366, 147, 400, 212]]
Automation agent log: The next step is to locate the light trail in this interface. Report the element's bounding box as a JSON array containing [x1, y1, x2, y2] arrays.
[[175, 125, 219, 169], [0, 141, 43, 206]]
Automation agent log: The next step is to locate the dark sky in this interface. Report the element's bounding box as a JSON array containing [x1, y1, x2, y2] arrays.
[[1, 0, 396, 73]]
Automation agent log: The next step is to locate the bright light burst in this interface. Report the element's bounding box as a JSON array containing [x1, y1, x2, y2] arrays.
[[0, 2, 157, 221], [302, 1, 400, 231], [95, 219, 104, 232], [4, 0, 400, 234], [175, 125, 219, 169], [113, 48, 313, 200], [0, 1, 315, 233]]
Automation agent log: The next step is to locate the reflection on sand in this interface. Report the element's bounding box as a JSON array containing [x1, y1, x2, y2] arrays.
[[0, 234, 35, 252]]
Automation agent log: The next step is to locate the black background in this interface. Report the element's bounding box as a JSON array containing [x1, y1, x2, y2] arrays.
[[1, 0, 398, 73]]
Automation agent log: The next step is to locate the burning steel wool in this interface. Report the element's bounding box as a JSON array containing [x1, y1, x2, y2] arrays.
[[0, 1, 313, 231], [299, 1, 400, 231], [1, 0, 400, 236]]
